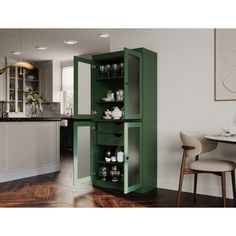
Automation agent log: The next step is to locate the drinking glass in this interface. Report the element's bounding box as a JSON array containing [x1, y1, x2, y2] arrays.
[[118, 63, 124, 76], [111, 63, 118, 77], [105, 64, 111, 77], [99, 65, 105, 78], [99, 166, 108, 181]]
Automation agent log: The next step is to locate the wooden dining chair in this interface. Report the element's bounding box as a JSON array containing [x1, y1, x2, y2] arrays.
[[177, 131, 236, 207]]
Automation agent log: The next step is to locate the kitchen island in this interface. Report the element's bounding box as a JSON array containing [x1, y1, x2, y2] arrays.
[[0, 118, 60, 183]]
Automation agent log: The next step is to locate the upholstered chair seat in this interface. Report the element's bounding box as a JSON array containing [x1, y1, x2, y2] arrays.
[[190, 159, 236, 172]]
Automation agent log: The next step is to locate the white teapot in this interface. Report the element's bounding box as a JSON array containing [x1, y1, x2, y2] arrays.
[[106, 107, 123, 119]]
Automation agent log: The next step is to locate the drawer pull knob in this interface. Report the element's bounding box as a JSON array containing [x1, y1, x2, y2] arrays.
[[114, 133, 122, 137]]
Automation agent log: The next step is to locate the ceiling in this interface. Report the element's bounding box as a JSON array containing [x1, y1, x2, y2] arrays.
[[0, 29, 111, 62]]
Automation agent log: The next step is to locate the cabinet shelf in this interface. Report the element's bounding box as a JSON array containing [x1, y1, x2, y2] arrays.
[[94, 119, 139, 122], [93, 179, 123, 190], [96, 101, 124, 104], [96, 76, 123, 81], [96, 160, 123, 165]]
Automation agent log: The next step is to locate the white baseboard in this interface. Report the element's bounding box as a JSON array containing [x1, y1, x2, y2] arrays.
[[0, 164, 60, 183], [158, 177, 234, 199]]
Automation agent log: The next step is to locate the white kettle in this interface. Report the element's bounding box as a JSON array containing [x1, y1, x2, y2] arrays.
[[106, 107, 123, 119]]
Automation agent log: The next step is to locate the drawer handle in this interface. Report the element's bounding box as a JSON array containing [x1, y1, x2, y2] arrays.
[[114, 133, 122, 137], [114, 122, 122, 126]]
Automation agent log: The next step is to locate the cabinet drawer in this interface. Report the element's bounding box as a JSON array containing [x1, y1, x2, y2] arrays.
[[97, 122, 124, 134], [97, 133, 124, 146]]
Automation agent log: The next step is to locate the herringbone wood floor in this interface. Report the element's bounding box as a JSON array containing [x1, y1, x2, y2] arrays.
[[0, 150, 234, 207]]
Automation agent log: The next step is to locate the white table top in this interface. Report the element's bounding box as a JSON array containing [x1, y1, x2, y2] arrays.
[[205, 134, 236, 143]]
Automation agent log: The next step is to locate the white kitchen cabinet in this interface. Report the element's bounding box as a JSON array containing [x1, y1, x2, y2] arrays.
[[0, 121, 60, 183], [31, 122, 59, 166], [6, 66, 39, 116]]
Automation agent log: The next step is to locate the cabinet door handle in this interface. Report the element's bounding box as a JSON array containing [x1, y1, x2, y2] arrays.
[[126, 156, 129, 160], [92, 110, 97, 115]]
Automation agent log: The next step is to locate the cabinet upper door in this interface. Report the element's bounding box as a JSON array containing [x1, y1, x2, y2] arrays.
[[124, 48, 142, 120], [74, 56, 96, 119], [124, 122, 142, 194]]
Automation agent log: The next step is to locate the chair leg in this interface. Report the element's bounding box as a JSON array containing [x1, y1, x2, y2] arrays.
[[221, 172, 227, 207], [177, 153, 186, 207], [193, 173, 198, 199], [231, 170, 236, 207]]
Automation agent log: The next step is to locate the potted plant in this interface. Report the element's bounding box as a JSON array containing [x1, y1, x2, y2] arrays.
[[25, 89, 44, 117]]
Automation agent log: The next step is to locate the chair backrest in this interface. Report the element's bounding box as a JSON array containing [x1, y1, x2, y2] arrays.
[[180, 131, 217, 158]]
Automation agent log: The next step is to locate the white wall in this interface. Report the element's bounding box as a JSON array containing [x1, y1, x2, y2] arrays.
[[52, 60, 61, 103], [110, 29, 236, 198]]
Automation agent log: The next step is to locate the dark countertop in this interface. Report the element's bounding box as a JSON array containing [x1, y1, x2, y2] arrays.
[[0, 117, 61, 122]]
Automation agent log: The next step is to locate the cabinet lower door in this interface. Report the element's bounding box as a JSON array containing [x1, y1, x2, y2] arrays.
[[73, 121, 95, 184], [124, 122, 142, 194]]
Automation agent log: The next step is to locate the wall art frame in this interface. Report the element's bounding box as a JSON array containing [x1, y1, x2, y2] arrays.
[[215, 28, 236, 101]]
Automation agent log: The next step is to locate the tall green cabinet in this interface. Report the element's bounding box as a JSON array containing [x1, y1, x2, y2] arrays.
[[73, 47, 157, 194]]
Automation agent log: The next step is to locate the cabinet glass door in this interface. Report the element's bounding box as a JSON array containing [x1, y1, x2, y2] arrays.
[[73, 121, 95, 184], [124, 122, 142, 194], [124, 48, 142, 119], [74, 56, 96, 119]]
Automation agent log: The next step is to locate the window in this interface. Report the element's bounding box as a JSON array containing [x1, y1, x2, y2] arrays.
[[61, 65, 73, 115]]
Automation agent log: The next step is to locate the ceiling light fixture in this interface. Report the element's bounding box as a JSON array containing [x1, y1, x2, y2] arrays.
[[36, 46, 47, 50], [64, 40, 78, 45], [99, 33, 110, 38], [11, 51, 21, 55], [0, 29, 35, 75]]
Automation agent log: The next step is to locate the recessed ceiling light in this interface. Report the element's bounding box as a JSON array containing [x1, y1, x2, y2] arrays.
[[64, 40, 78, 45], [99, 33, 110, 38], [11, 51, 21, 55], [36, 46, 47, 50]]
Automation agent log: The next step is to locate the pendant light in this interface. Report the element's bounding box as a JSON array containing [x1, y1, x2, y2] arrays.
[[0, 29, 35, 75]]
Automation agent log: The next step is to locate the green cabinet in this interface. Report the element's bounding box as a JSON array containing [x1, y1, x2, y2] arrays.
[[73, 48, 157, 194]]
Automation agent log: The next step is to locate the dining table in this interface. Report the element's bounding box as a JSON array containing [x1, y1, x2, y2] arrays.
[[205, 134, 236, 143]]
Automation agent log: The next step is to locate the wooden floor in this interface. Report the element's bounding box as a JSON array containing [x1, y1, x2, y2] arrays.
[[0, 150, 234, 207]]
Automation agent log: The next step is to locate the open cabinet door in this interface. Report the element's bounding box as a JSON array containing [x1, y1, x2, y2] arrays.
[[124, 48, 142, 120], [124, 122, 142, 194], [73, 121, 95, 185], [74, 56, 96, 120]]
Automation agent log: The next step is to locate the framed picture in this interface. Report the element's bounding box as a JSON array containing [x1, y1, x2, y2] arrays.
[[215, 29, 236, 101]]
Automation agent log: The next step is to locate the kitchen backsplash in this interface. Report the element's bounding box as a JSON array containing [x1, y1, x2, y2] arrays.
[[40, 102, 60, 117], [0, 101, 60, 118]]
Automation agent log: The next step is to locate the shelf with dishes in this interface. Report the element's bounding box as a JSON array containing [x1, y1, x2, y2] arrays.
[[93, 144, 124, 183]]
